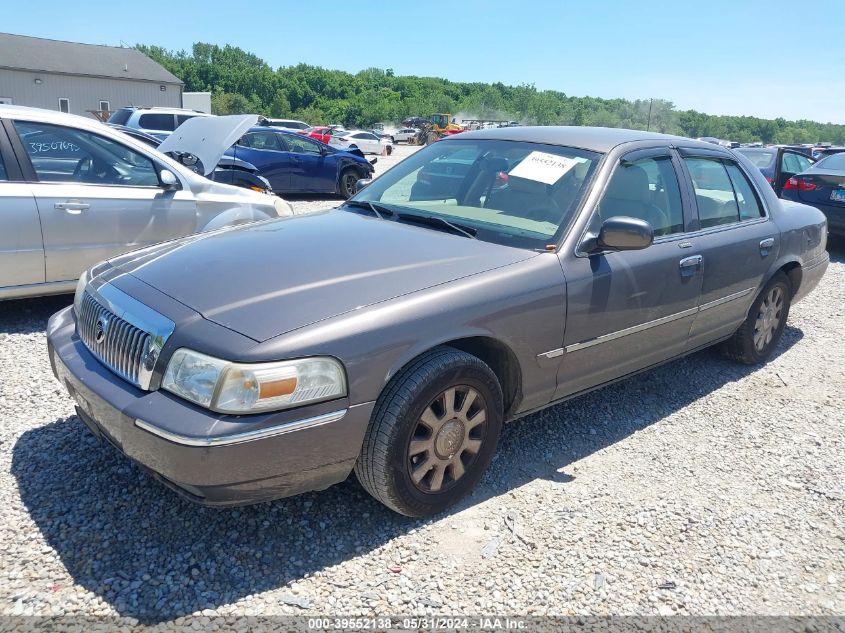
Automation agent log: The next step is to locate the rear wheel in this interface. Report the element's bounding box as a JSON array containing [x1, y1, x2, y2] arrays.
[[724, 272, 792, 364], [338, 168, 358, 199], [355, 347, 503, 517]]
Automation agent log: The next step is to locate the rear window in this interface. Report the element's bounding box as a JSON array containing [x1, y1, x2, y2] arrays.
[[737, 149, 775, 168], [176, 114, 197, 126], [138, 113, 176, 131], [815, 153, 845, 171], [107, 109, 132, 126]]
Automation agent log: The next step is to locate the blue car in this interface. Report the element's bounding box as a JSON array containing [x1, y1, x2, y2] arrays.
[[225, 127, 376, 198]]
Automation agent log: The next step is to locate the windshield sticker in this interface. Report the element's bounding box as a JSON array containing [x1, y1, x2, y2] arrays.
[[508, 151, 581, 185]]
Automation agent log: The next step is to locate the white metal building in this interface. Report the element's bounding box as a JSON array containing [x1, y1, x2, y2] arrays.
[[0, 33, 183, 117]]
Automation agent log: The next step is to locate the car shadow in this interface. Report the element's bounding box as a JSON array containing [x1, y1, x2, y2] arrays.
[[9, 292, 804, 621]]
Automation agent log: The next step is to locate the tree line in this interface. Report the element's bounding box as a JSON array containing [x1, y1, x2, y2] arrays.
[[138, 43, 845, 145]]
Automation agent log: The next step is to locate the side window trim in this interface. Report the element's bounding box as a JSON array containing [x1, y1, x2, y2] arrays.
[[2, 119, 37, 181], [0, 119, 25, 181], [669, 147, 700, 233], [724, 159, 768, 220]]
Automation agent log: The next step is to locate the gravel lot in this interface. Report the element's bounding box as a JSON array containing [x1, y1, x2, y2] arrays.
[[0, 147, 842, 623]]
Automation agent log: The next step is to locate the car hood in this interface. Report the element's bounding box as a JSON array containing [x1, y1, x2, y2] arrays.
[[158, 115, 257, 176], [108, 210, 537, 342]]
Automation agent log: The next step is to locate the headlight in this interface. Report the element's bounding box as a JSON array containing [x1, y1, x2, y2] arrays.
[[162, 349, 346, 414], [73, 269, 89, 316]]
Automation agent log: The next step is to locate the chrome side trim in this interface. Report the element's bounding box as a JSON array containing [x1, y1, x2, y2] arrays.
[[698, 287, 755, 312], [134, 408, 347, 447], [537, 348, 564, 359], [565, 307, 699, 353], [563, 287, 759, 353]]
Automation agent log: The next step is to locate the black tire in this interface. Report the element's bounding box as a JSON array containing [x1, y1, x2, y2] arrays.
[[338, 168, 358, 199], [390, 136, 395, 144], [354, 347, 504, 517], [724, 272, 792, 364]]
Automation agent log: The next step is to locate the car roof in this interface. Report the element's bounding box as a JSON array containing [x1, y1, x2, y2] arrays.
[[448, 126, 702, 153], [0, 104, 116, 130], [117, 106, 211, 115]]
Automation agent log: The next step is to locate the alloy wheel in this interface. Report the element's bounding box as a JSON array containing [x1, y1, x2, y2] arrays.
[[753, 286, 784, 352], [407, 386, 488, 493]]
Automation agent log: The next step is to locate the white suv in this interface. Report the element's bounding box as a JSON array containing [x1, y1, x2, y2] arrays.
[[107, 107, 213, 140]]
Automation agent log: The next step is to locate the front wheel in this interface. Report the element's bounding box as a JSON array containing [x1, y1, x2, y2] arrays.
[[355, 347, 503, 517], [338, 168, 358, 199], [724, 272, 792, 364]]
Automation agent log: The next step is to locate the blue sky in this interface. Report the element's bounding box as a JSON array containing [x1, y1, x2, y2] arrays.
[[4, 0, 845, 123]]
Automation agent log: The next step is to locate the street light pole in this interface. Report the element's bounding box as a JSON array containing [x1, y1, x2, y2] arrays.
[[646, 98, 653, 132]]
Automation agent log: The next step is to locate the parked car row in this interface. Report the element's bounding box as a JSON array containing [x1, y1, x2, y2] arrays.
[[738, 146, 844, 236]]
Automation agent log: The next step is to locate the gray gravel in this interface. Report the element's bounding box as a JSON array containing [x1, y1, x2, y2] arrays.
[[0, 193, 843, 622]]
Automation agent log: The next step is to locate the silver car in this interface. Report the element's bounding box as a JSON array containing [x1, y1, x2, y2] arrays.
[[0, 106, 292, 300]]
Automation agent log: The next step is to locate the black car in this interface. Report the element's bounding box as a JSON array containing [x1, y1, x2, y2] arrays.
[[107, 123, 274, 194], [736, 147, 815, 196], [781, 152, 845, 236]]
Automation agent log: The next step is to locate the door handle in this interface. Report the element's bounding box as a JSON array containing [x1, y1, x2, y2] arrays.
[[760, 237, 775, 255], [679, 254, 703, 277], [55, 200, 90, 214]]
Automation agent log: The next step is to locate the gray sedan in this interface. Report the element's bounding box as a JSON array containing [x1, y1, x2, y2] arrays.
[[47, 126, 829, 516]]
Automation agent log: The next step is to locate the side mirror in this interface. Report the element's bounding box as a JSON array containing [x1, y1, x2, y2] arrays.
[[589, 216, 653, 252], [355, 178, 372, 193], [159, 169, 179, 190]]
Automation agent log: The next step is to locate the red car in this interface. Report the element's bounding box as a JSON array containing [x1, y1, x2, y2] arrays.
[[301, 126, 344, 144]]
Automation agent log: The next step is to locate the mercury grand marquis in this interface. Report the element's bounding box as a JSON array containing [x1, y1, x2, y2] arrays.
[[47, 127, 829, 516]]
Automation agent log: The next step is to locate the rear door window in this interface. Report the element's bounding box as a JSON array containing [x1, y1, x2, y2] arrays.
[[795, 154, 814, 172], [243, 131, 282, 151], [684, 157, 765, 227], [724, 163, 764, 220], [781, 152, 802, 173], [0, 153, 6, 180], [284, 135, 322, 155], [684, 158, 740, 227], [138, 113, 176, 131]]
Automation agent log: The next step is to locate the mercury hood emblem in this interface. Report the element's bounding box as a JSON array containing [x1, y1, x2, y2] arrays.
[[94, 316, 109, 344]]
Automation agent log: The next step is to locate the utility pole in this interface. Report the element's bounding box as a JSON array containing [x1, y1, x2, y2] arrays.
[[646, 98, 654, 131]]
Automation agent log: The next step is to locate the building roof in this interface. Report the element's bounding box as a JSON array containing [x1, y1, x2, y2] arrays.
[[0, 32, 182, 84], [454, 126, 702, 153]]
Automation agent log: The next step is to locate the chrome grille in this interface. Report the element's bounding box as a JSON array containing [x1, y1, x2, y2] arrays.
[[77, 292, 152, 388]]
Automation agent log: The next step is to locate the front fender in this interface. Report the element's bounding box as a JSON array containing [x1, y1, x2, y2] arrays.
[[199, 207, 274, 232]]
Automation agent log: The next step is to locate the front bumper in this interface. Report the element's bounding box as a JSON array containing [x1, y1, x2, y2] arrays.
[[47, 306, 374, 507]]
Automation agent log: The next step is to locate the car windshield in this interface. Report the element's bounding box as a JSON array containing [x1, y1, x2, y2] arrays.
[[352, 139, 601, 249], [814, 152, 845, 171], [737, 149, 775, 168]]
